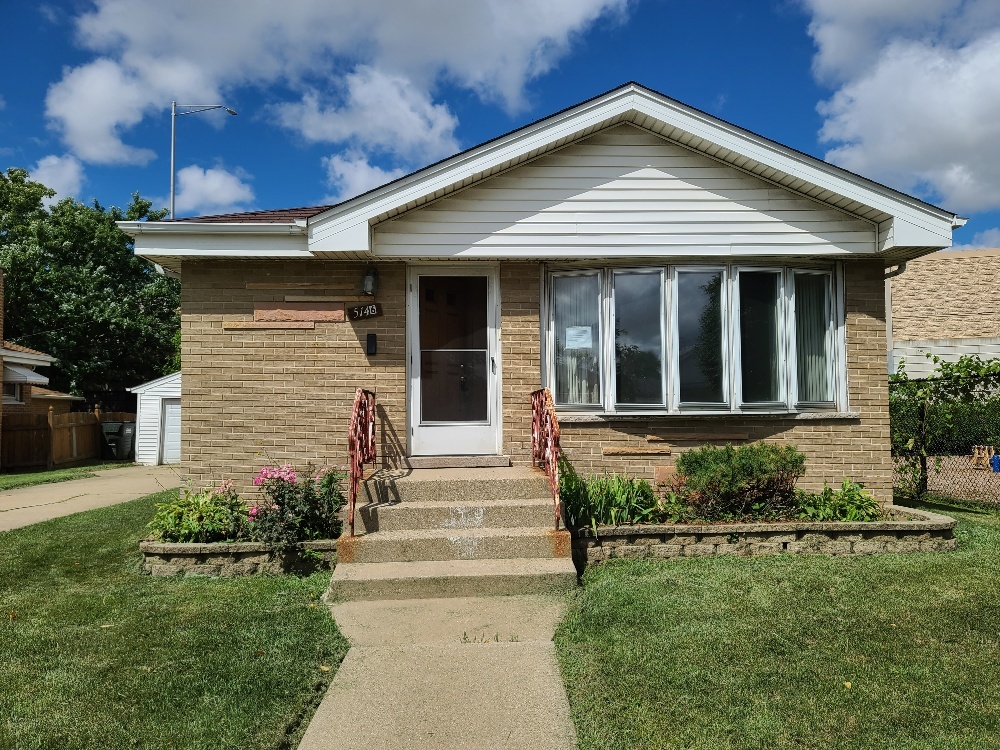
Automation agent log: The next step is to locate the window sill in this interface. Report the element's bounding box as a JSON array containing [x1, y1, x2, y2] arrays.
[[556, 411, 861, 423]]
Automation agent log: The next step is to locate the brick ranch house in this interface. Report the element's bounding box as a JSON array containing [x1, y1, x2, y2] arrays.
[[121, 83, 964, 504]]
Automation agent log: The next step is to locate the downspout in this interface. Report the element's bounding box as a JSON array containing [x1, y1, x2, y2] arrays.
[[884, 262, 907, 375]]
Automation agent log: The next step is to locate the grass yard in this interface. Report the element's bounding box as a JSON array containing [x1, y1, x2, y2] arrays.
[[0, 490, 349, 750], [0, 461, 134, 491], [556, 500, 1000, 750]]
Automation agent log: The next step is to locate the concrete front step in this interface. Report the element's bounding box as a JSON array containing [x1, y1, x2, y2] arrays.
[[325, 557, 578, 601], [405, 455, 512, 469], [356, 496, 557, 533], [362, 466, 551, 505], [337, 527, 571, 564]]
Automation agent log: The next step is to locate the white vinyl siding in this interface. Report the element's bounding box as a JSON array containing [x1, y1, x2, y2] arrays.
[[373, 125, 876, 259], [131, 372, 181, 465]]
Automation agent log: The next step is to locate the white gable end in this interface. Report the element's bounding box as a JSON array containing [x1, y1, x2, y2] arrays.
[[372, 126, 876, 260]]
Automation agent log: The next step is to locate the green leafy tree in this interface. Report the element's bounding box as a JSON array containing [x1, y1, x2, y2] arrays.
[[890, 353, 1000, 496], [0, 167, 178, 402]]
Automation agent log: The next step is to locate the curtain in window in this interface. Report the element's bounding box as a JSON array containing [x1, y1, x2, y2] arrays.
[[739, 271, 781, 403], [614, 272, 664, 406], [795, 273, 833, 402], [553, 274, 601, 405], [676, 270, 725, 403]]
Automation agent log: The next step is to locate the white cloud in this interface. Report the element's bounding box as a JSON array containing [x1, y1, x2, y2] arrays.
[[30, 154, 84, 204], [322, 152, 406, 202], [46, 0, 626, 169], [802, 0, 1000, 213], [276, 67, 459, 163], [171, 165, 254, 216], [951, 227, 1000, 250]]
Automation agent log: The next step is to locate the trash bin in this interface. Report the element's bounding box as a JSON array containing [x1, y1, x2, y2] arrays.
[[101, 422, 123, 460], [991, 453, 1000, 473], [118, 422, 136, 461]]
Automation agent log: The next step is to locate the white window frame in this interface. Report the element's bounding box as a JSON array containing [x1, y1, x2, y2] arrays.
[[611, 268, 668, 409], [672, 265, 730, 410], [544, 262, 846, 415], [2, 382, 22, 405], [733, 266, 788, 409], [547, 269, 605, 410], [788, 268, 838, 408]]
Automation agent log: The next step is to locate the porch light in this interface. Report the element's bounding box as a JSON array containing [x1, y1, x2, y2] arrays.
[[361, 267, 378, 296]]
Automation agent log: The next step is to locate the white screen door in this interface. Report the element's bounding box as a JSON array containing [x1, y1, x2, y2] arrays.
[[408, 266, 500, 455]]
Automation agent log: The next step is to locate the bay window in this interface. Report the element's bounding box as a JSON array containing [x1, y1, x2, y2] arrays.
[[546, 264, 843, 413]]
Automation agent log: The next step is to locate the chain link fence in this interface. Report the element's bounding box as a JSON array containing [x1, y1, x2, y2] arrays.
[[890, 373, 1000, 504]]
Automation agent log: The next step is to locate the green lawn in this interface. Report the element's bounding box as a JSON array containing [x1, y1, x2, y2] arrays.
[[0, 461, 134, 491], [556, 500, 1000, 750], [0, 491, 349, 750]]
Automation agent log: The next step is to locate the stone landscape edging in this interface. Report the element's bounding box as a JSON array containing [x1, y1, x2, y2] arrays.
[[139, 539, 337, 577], [572, 505, 958, 568]]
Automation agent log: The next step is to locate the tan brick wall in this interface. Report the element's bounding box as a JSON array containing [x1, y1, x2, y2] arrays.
[[541, 261, 894, 504], [180, 260, 407, 493], [891, 249, 1000, 341], [184, 259, 892, 503]]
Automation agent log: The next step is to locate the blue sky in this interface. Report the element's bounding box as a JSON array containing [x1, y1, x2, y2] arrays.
[[2, 0, 999, 247]]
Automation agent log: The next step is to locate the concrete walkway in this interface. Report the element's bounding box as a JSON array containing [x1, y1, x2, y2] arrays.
[[0, 465, 180, 532], [299, 595, 577, 750]]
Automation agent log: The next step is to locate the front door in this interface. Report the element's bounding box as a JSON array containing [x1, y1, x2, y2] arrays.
[[408, 266, 500, 455]]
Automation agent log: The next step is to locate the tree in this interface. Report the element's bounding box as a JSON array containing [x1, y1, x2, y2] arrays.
[[0, 167, 179, 404]]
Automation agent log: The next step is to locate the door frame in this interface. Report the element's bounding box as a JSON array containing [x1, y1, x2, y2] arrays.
[[406, 263, 502, 456], [159, 397, 182, 465]]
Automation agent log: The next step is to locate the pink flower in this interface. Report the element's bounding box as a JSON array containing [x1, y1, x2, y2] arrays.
[[218, 479, 234, 494], [253, 463, 298, 485]]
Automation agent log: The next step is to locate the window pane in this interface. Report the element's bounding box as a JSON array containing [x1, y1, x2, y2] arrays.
[[739, 271, 782, 403], [553, 274, 602, 405], [615, 272, 664, 405], [677, 270, 725, 403], [795, 273, 834, 402]]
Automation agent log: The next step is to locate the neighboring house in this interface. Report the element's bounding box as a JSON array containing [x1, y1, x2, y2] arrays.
[[129, 371, 181, 465], [120, 82, 965, 503], [889, 248, 1000, 378], [1, 342, 73, 414]]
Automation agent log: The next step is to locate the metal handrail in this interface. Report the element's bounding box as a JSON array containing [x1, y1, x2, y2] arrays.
[[347, 388, 377, 537], [530, 387, 562, 530]]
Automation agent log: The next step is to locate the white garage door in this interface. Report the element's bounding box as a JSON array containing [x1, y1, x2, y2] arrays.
[[161, 398, 181, 464]]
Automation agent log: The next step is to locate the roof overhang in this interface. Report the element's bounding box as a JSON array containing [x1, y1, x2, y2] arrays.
[[3, 364, 49, 386], [121, 83, 964, 274], [0, 346, 56, 367]]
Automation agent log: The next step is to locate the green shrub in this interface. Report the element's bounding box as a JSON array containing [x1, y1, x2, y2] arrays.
[[796, 479, 882, 522], [560, 460, 664, 528], [675, 442, 806, 521], [250, 463, 346, 552], [147, 481, 248, 543]]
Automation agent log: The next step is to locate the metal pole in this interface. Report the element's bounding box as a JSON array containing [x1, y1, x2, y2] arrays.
[[169, 100, 176, 220]]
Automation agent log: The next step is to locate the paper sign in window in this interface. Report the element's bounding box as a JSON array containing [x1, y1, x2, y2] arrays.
[[565, 326, 593, 350]]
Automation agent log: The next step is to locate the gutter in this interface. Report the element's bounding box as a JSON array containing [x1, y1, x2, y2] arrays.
[[117, 220, 307, 237]]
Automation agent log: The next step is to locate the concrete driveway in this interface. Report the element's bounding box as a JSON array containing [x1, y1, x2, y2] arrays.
[[0, 465, 180, 532]]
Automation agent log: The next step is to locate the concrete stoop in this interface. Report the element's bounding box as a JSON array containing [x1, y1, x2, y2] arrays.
[[326, 466, 577, 601]]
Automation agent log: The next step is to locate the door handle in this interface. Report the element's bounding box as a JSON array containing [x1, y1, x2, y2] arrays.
[[491, 356, 496, 374]]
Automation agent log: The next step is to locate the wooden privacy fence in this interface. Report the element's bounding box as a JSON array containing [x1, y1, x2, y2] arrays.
[[1, 407, 136, 470]]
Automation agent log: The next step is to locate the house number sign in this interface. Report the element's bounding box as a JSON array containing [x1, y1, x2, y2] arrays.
[[349, 303, 383, 321]]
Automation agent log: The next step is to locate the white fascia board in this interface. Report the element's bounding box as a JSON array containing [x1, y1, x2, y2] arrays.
[[132, 231, 313, 264], [308, 85, 959, 256], [118, 221, 307, 236], [0, 348, 55, 366], [129, 371, 181, 394]]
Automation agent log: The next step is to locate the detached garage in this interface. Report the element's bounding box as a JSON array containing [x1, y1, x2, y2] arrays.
[[129, 372, 181, 465]]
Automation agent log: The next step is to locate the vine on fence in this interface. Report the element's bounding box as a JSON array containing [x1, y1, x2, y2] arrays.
[[891, 353, 1000, 499]]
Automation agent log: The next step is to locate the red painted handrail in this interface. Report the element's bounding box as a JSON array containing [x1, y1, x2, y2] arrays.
[[347, 388, 377, 537], [531, 387, 562, 530]]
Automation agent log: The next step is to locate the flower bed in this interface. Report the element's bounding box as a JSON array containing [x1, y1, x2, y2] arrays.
[[139, 539, 337, 577], [140, 461, 347, 576], [572, 505, 957, 568]]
